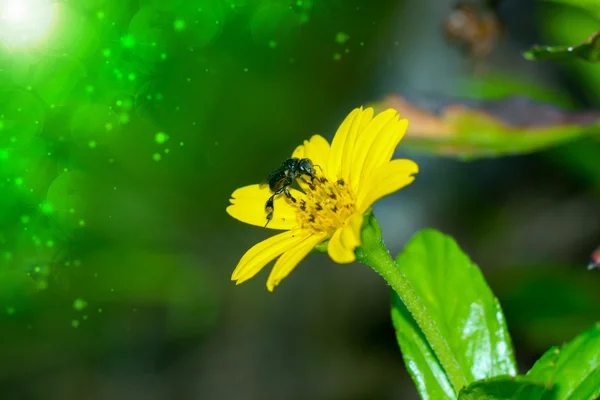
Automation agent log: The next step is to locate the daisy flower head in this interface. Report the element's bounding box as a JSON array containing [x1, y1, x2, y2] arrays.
[[226, 107, 418, 291]]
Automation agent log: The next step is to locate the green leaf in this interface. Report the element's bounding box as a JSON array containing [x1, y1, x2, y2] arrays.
[[458, 376, 553, 400], [537, 3, 600, 102], [373, 95, 600, 160], [524, 31, 600, 62], [527, 323, 600, 400], [392, 229, 517, 398], [391, 294, 456, 400], [537, 0, 600, 18]]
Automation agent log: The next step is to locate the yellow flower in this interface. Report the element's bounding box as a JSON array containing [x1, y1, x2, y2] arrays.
[[226, 107, 418, 291]]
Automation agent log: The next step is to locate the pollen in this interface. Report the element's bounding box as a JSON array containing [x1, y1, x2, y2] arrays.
[[295, 175, 356, 233]]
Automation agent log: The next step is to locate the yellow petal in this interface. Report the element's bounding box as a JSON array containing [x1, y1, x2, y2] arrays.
[[356, 159, 419, 213], [302, 134, 330, 174], [232, 229, 312, 284], [349, 109, 403, 193], [339, 108, 374, 185], [227, 184, 303, 230], [292, 143, 304, 159], [327, 213, 363, 264], [291, 135, 331, 191], [360, 117, 408, 184], [266, 232, 327, 291], [328, 108, 361, 182]]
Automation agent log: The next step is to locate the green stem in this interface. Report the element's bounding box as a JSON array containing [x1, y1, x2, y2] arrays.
[[356, 213, 468, 394]]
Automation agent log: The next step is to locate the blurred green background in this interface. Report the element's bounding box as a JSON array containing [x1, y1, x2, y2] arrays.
[[0, 0, 599, 399]]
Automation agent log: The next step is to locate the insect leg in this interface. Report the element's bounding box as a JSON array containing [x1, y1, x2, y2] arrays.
[[264, 187, 287, 227], [282, 187, 296, 203], [264, 195, 275, 227]]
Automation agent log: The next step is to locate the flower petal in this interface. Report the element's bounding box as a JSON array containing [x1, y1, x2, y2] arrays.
[[227, 184, 303, 230], [361, 117, 408, 182], [266, 232, 328, 291], [291, 135, 331, 191], [339, 108, 374, 185], [232, 229, 312, 284], [328, 108, 361, 182], [327, 213, 363, 264], [302, 134, 330, 174], [349, 109, 406, 193], [356, 159, 419, 213], [292, 144, 304, 159]]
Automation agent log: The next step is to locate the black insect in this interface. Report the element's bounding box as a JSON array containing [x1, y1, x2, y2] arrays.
[[261, 157, 318, 226], [588, 246, 600, 270]]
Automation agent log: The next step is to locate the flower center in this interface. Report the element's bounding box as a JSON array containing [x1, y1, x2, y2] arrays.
[[295, 175, 356, 233]]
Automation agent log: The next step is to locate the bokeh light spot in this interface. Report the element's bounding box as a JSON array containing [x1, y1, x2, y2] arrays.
[[154, 132, 169, 144], [121, 34, 135, 48], [174, 19, 185, 31], [73, 298, 87, 311], [40, 202, 53, 214], [335, 32, 349, 44], [0, 0, 57, 50], [152, 152, 161, 161]]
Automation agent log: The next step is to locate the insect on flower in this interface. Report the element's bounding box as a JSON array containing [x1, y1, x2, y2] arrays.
[[226, 107, 418, 291], [588, 246, 600, 270], [260, 157, 319, 227]]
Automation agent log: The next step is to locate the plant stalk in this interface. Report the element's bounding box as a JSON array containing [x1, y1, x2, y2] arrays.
[[355, 213, 468, 394]]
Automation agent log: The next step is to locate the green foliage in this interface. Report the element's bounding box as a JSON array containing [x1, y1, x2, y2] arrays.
[[457, 376, 553, 400], [1, 0, 600, 397], [526, 324, 600, 400], [537, 0, 600, 15], [391, 229, 516, 398], [390, 230, 600, 400], [524, 31, 600, 62], [377, 95, 600, 160], [536, 2, 600, 101], [391, 294, 455, 400]]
